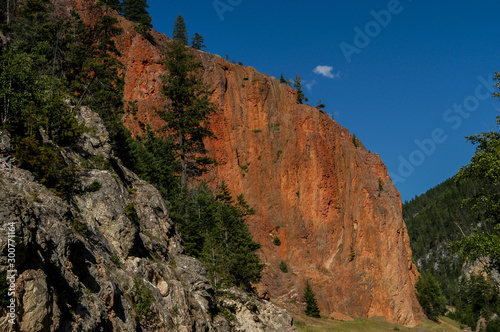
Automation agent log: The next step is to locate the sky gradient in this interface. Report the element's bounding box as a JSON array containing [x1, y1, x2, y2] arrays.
[[147, 0, 500, 202]]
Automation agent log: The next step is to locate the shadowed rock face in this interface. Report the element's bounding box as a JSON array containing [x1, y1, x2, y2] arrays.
[[64, 0, 423, 325], [0, 105, 297, 332]]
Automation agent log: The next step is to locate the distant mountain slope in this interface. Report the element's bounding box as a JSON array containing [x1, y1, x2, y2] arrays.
[[403, 177, 481, 299]]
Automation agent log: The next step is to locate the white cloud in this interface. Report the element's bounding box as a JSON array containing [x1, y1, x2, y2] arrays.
[[305, 80, 316, 91], [313, 65, 339, 79]]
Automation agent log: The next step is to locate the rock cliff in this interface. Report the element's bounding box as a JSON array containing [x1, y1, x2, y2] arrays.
[[0, 107, 296, 331], [67, 3, 425, 326], [48, 0, 422, 326]]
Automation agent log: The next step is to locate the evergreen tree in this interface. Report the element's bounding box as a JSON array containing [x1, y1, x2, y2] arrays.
[[172, 15, 188, 45], [191, 32, 205, 50], [415, 272, 447, 321], [293, 74, 307, 104], [316, 100, 326, 110], [0, 0, 17, 25], [279, 73, 291, 86], [175, 183, 264, 290], [280, 73, 286, 84], [160, 40, 215, 189], [123, 0, 152, 33], [303, 280, 321, 318]]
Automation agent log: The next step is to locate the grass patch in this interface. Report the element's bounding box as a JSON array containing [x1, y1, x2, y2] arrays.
[[293, 315, 463, 332]]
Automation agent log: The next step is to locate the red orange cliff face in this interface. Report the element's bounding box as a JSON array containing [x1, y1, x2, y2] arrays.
[[67, 0, 423, 325]]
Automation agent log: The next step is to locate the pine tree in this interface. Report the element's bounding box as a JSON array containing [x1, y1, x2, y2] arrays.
[[160, 40, 215, 189], [280, 73, 286, 84], [303, 280, 321, 318], [123, 0, 152, 32], [179, 183, 263, 290], [316, 100, 326, 110], [279, 73, 292, 86], [191, 32, 205, 50], [293, 74, 307, 104], [172, 15, 188, 45]]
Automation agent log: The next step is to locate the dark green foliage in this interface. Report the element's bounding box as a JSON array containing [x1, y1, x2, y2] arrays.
[[173, 183, 264, 290], [87, 180, 102, 192], [293, 74, 307, 104], [133, 278, 156, 323], [125, 127, 178, 200], [303, 280, 320, 318], [110, 255, 121, 267], [123, 0, 152, 33], [160, 40, 216, 188], [447, 275, 500, 330], [403, 177, 481, 300], [0, 0, 17, 25], [191, 32, 206, 50], [125, 203, 137, 218], [415, 272, 447, 321], [316, 100, 326, 110], [453, 116, 500, 276], [0, 0, 86, 143], [273, 236, 281, 246], [172, 15, 188, 45], [72, 219, 88, 235], [279, 261, 288, 273], [404, 176, 500, 328], [279, 73, 291, 86], [352, 133, 359, 148], [14, 137, 77, 198]]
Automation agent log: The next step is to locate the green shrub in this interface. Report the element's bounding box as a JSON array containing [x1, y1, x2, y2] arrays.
[[72, 219, 88, 235], [110, 255, 121, 267], [279, 261, 288, 273], [252, 129, 262, 133], [14, 137, 77, 198], [87, 180, 102, 192], [352, 133, 359, 148], [125, 203, 137, 218], [273, 236, 281, 246], [133, 278, 155, 323]]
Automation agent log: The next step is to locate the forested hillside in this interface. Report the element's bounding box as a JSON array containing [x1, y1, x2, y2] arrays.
[[404, 178, 478, 297], [404, 172, 500, 329]]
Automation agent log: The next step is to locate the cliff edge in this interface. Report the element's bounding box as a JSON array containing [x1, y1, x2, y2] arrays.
[[87, 5, 426, 327]]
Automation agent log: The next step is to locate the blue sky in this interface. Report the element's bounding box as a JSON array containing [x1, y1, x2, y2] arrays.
[[147, 0, 500, 202]]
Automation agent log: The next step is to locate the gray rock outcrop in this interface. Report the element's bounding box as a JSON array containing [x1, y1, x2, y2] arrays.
[[0, 107, 297, 331]]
